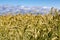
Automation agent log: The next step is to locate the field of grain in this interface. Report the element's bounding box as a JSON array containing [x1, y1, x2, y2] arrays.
[[0, 12, 60, 40]]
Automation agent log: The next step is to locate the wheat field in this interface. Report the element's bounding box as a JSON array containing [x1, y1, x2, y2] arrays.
[[0, 11, 60, 40]]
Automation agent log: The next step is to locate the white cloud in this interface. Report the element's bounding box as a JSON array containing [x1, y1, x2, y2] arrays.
[[43, 6, 51, 9], [43, 6, 48, 9], [20, 5, 25, 9]]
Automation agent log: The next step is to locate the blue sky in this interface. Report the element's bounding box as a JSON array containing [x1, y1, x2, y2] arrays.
[[0, 0, 60, 8]]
